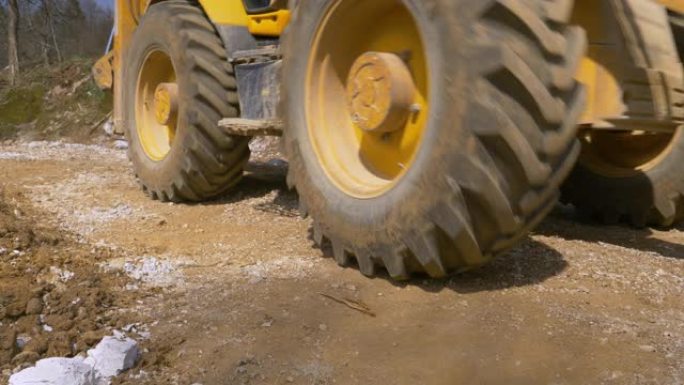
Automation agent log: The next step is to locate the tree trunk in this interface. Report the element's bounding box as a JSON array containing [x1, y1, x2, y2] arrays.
[[44, 0, 63, 63], [7, 0, 20, 85], [41, 42, 50, 67]]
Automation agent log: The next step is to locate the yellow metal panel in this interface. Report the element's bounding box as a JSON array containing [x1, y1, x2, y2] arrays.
[[247, 10, 291, 36], [92, 51, 114, 90], [112, 0, 150, 133], [572, 0, 626, 125], [198, 0, 249, 26], [656, 0, 684, 14], [576, 50, 625, 125]]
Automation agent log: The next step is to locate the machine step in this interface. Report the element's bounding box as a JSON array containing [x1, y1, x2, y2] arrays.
[[218, 118, 283, 137], [581, 118, 681, 134]]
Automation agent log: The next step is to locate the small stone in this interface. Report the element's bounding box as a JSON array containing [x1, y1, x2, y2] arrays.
[[345, 284, 357, 292], [85, 335, 140, 379], [639, 345, 656, 353], [102, 122, 114, 137], [286, 376, 294, 383], [318, 324, 328, 331], [25, 298, 43, 315], [15, 335, 31, 350], [267, 159, 287, 168], [113, 140, 128, 150]]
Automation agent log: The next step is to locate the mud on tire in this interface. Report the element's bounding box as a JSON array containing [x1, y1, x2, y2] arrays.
[[123, 0, 250, 202], [282, 0, 586, 279]]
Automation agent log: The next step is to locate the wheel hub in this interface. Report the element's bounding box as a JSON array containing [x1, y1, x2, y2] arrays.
[[346, 52, 416, 133], [154, 82, 178, 126], [305, 0, 429, 197]]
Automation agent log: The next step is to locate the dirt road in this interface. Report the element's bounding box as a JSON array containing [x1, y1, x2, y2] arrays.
[[1, 139, 683, 385]]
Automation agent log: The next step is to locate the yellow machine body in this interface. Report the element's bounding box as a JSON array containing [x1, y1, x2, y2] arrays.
[[97, 0, 682, 133], [573, 0, 683, 126], [99, 0, 290, 133]]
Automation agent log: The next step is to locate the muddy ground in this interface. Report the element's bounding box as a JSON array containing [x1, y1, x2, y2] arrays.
[[0, 138, 683, 385]]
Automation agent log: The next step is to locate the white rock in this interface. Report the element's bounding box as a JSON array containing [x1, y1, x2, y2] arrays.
[[113, 140, 128, 150], [85, 336, 139, 381], [102, 120, 114, 136], [9, 357, 96, 385], [49, 266, 75, 282], [15, 335, 31, 350]]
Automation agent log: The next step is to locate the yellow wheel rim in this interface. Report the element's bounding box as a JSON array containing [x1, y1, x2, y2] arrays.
[[306, 0, 429, 198], [579, 129, 678, 178], [135, 49, 178, 161]]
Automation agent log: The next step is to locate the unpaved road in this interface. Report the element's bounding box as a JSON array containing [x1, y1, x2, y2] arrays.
[[1, 140, 683, 385]]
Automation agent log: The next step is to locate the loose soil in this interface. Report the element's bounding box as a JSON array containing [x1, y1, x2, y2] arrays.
[[0, 139, 683, 385], [0, 185, 140, 375]]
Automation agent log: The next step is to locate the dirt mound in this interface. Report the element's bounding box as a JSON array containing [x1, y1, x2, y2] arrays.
[[0, 60, 111, 143], [0, 187, 135, 375]]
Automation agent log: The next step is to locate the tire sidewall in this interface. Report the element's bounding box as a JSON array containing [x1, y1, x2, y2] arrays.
[[123, 4, 194, 191]]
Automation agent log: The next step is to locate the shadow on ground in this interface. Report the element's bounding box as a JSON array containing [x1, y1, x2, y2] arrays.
[[536, 205, 684, 260], [183, 159, 684, 295], [193, 160, 299, 217], [319, 237, 568, 295]]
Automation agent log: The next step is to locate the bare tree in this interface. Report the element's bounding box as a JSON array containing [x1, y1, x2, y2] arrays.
[[0, 0, 112, 75], [43, 0, 62, 63], [7, 0, 19, 85]]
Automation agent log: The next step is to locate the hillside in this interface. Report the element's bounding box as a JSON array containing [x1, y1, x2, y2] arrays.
[[0, 60, 111, 143]]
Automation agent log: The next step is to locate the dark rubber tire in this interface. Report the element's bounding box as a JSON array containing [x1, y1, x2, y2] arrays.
[[282, 0, 586, 279], [562, 0, 684, 227], [123, 0, 250, 202]]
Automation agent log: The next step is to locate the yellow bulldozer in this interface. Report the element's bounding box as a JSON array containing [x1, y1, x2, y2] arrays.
[[93, 0, 683, 279]]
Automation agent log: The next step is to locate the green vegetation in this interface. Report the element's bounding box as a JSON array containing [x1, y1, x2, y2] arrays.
[[0, 86, 45, 125], [0, 59, 112, 141]]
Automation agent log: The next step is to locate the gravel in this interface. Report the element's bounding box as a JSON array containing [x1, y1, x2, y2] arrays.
[[102, 256, 187, 287], [0, 141, 125, 162]]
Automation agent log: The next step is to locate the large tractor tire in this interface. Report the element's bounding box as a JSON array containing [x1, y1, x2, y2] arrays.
[[123, 0, 250, 202], [282, 0, 586, 279], [562, 0, 684, 227]]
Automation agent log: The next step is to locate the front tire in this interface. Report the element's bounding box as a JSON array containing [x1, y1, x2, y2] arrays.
[[123, 0, 250, 202], [282, 0, 585, 279]]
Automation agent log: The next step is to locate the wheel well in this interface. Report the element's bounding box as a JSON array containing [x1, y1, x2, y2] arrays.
[[670, 10, 684, 60]]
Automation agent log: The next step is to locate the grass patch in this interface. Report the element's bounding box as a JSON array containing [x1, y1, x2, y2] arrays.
[[0, 86, 45, 125], [0, 58, 112, 141]]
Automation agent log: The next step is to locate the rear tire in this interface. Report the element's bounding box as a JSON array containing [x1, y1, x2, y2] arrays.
[[282, 0, 585, 279], [123, 0, 249, 202], [562, 0, 684, 227]]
